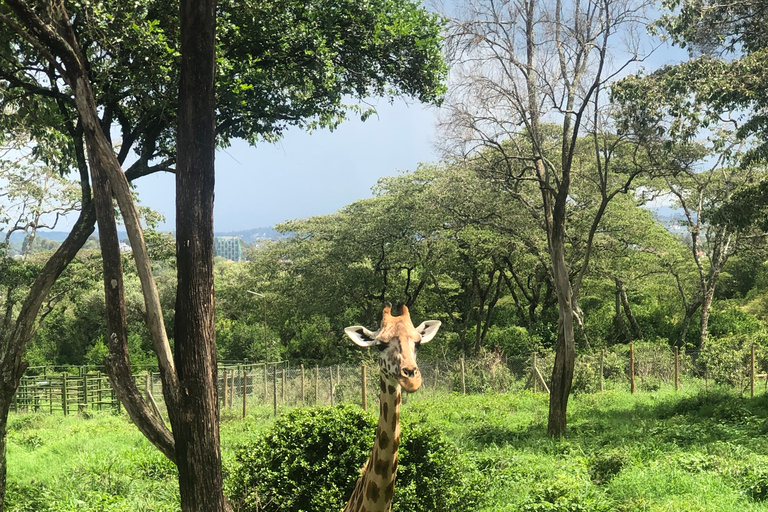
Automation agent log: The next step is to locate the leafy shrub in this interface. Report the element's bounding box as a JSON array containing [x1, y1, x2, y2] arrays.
[[708, 305, 764, 337], [227, 404, 482, 512], [738, 464, 768, 501], [6, 481, 52, 512], [453, 350, 514, 393], [485, 325, 541, 372], [588, 449, 628, 485], [539, 349, 626, 393], [519, 473, 612, 512], [698, 333, 768, 390]]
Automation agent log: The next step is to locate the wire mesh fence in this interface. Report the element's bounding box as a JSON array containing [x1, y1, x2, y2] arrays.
[[12, 340, 768, 416]]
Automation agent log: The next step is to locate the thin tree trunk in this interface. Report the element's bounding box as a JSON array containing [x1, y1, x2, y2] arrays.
[[699, 282, 717, 348], [678, 302, 699, 347], [615, 287, 632, 342], [617, 279, 642, 340], [89, 148, 176, 460]]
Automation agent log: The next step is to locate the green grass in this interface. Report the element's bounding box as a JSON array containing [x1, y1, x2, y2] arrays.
[[7, 386, 768, 511]]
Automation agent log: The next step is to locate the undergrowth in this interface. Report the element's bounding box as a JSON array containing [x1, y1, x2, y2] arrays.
[[5, 385, 768, 511]]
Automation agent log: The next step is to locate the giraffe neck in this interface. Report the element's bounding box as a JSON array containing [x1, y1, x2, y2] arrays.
[[343, 377, 402, 512]]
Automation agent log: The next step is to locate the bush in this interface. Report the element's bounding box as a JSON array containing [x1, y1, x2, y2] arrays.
[[453, 350, 513, 393], [588, 449, 628, 485], [227, 404, 482, 512], [698, 333, 768, 389]]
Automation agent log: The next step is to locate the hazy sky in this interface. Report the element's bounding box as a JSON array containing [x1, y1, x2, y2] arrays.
[[134, 99, 440, 232]]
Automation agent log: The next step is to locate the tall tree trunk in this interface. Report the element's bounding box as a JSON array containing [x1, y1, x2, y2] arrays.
[[547, 239, 575, 437], [166, 1, 230, 510]]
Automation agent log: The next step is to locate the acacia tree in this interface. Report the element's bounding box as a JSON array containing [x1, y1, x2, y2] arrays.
[[440, 0, 652, 435], [0, 0, 446, 509], [660, 162, 764, 347]]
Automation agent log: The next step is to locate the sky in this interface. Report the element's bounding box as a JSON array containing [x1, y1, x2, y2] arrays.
[[123, 3, 691, 235], [134, 99, 441, 233]]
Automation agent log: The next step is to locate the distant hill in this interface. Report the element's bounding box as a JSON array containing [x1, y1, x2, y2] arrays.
[[2, 226, 284, 245], [215, 227, 284, 241], [3, 230, 75, 242]]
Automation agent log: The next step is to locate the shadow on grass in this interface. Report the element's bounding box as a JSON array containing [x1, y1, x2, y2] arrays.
[[465, 389, 768, 453], [568, 389, 768, 451]]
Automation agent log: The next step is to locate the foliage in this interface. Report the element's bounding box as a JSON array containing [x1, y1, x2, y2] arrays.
[[453, 350, 514, 394], [5, 413, 179, 512], [698, 333, 768, 389], [226, 404, 483, 512], [9, 388, 768, 510]]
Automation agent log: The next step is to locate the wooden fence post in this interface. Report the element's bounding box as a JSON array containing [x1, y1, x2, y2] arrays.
[[301, 364, 305, 404], [460, 357, 466, 394], [329, 366, 334, 405], [62, 372, 68, 415], [600, 349, 605, 392], [230, 370, 235, 408], [630, 342, 635, 394], [532, 352, 538, 393], [82, 373, 88, 409], [97, 371, 103, 412], [361, 364, 367, 411], [751, 343, 756, 398], [272, 365, 278, 416], [242, 368, 247, 419], [674, 346, 680, 391], [222, 369, 228, 409], [281, 368, 286, 404]]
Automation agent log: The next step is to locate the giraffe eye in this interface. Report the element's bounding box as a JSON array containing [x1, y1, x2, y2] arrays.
[[376, 342, 388, 352]]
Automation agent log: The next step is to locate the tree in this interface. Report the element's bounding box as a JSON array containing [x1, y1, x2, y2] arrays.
[[441, 0, 653, 436], [663, 161, 764, 347], [0, 0, 446, 509], [168, 0, 226, 509]]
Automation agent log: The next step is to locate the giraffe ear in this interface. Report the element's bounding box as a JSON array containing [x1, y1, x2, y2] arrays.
[[415, 320, 441, 344], [345, 326, 379, 347]]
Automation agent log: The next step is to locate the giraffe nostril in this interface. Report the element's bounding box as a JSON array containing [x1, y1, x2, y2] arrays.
[[402, 367, 418, 378]]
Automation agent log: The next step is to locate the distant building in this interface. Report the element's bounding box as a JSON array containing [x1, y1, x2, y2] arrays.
[[215, 236, 243, 261]]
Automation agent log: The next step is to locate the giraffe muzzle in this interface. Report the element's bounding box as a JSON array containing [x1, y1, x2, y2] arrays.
[[399, 367, 422, 392]]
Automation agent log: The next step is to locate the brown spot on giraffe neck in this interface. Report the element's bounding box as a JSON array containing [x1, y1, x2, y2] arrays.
[[366, 481, 381, 503], [379, 430, 390, 450], [384, 480, 395, 502], [373, 457, 391, 478]]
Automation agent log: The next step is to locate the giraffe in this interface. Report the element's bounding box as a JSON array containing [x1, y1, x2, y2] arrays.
[[342, 303, 441, 512]]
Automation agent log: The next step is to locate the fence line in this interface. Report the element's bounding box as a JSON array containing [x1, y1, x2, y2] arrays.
[[12, 342, 768, 416]]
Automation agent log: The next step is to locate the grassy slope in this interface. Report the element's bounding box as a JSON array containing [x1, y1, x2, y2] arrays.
[[7, 387, 768, 511]]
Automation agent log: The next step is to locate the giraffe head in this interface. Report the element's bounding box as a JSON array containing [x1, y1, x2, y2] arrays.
[[345, 303, 440, 393]]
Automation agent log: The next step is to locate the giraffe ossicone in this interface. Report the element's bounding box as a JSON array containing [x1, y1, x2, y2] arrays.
[[342, 303, 440, 512]]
